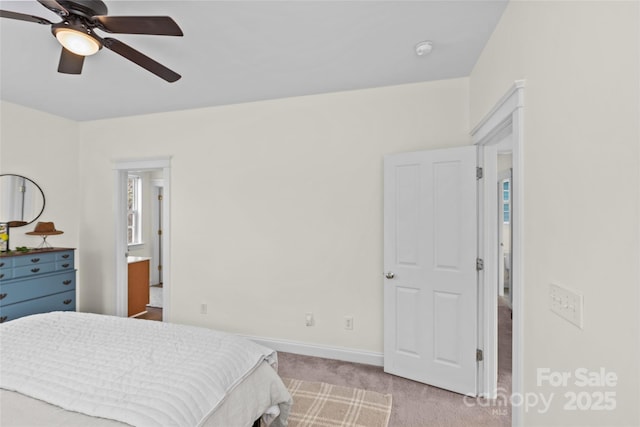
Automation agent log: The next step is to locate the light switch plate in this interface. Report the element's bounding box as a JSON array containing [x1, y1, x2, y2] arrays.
[[549, 283, 583, 329]]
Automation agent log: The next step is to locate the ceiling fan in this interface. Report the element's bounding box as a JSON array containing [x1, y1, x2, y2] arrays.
[[0, 0, 183, 82]]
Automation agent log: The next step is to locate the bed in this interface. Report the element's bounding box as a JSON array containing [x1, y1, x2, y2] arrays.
[[0, 311, 292, 427]]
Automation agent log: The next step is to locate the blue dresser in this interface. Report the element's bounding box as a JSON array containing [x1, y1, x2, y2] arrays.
[[0, 248, 76, 323]]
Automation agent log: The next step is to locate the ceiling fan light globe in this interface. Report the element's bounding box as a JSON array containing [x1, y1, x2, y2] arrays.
[[55, 29, 100, 56]]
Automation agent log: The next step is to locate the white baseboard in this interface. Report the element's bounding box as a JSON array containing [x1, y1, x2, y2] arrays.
[[240, 334, 384, 367]]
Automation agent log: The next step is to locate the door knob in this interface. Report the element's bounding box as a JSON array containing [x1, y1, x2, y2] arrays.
[[385, 272, 395, 279]]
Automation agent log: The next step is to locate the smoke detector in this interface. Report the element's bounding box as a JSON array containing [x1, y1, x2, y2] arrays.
[[415, 41, 433, 56]]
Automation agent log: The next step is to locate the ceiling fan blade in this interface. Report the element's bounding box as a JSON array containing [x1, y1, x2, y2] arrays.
[[37, 0, 68, 17], [0, 10, 52, 25], [93, 16, 183, 36], [58, 47, 84, 74], [102, 37, 181, 82]]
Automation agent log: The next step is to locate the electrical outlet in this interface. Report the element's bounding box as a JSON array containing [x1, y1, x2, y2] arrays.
[[305, 312, 314, 327], [549, 284, 583, 328], [200, 303, 208, 315], [344, 316, 354, 330]]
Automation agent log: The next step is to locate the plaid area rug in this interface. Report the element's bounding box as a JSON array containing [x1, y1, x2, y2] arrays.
[[283, 378, 392, 427]]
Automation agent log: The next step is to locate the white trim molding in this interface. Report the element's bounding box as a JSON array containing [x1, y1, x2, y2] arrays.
[[241, 335, 384, 367], [113, 157, 172, 321], [472, 80, 525, 144], [112, 157, 171, 171], [471, 80, 525, 427]]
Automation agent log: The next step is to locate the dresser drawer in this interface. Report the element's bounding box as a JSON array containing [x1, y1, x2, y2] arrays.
[[14, 262, 56, 277], [55, 251, 74, 262], [0, 268, 12, 281], [0, 272, 76, 307], [0, 290, 76, 323], [12, 252, 57, 267], [56, 260, 74, 271]]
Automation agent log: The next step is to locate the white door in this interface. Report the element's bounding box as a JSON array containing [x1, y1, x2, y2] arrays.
[[383, 146, 478, 396]]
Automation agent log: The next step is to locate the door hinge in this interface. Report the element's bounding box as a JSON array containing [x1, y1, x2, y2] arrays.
[[476, 258, 484, 271], [158, 229, 162, 235], [158, 195, 163, 201], [476, 167, 483, 180], [476, 349, 483, 362]]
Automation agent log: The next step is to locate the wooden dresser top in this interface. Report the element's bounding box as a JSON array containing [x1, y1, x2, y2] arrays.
[[0, 248, 75, 259]]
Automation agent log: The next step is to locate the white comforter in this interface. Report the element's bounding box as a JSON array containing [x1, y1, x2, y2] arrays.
[[0, 312, 285, 426]]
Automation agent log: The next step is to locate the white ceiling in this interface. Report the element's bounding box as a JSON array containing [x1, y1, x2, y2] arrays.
[[0, 0, 508, 121]]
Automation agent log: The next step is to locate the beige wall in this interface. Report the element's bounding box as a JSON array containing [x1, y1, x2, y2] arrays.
[[0, 102, 80, 252], [471, 1, 639, 425], [76, 78, 470, 351]]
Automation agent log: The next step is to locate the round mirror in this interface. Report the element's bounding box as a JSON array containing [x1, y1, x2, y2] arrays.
[[0, 174, 46, 227]]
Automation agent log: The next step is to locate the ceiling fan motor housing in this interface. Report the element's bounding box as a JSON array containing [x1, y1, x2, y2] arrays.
[[56, 0, 108, 18]]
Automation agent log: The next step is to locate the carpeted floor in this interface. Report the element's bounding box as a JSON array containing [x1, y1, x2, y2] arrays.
[[278, 298, 512, 427]]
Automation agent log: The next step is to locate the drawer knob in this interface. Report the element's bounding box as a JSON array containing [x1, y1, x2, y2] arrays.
[[30, 258, 40, 263], [0, 262, 4, 267], [63, 280, 72, 285], [0, 316, 7, 323], [63, 299, 73, 305], [30, 268, 40, 273], [0, 274, 3, 279], [0, 293, 7, 300], [61, 263, 70, 268], [62, 254, 70, 259]]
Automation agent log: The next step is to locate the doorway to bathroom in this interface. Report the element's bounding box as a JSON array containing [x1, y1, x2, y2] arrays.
[[113, 158, 171, 322]]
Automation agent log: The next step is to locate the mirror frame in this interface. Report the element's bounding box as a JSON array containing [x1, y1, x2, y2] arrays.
[[0, 174, 46, 227]]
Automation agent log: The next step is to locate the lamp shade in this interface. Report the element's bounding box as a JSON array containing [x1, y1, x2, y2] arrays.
[[55, 28, 101, 56]]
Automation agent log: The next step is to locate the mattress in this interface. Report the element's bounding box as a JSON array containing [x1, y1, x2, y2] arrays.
[[0, 312, 291, 427]]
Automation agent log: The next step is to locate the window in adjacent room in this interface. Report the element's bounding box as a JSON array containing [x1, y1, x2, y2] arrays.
[[127, 174, 142, 245], [502, 179, 511, 224]]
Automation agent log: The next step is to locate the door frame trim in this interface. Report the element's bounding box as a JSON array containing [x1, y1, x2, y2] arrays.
[[150, 179, 164, 287], [113, 157, 171, 321], [472, 80, 524, 426]]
